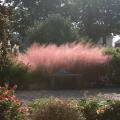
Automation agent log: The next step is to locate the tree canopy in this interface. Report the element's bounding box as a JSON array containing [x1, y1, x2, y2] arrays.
[[76, 0, 120, 43], [26, 14, 79, 45], [3, 0, 120, 45]]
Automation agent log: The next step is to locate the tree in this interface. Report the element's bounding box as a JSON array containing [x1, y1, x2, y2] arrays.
[[74, 0, 120, 44], [0, 2, 12, 70], [5, 0, 120, 45], [5, 0, 69, 44], [26, 14, 79, 45], [4, 0, 30, 44]]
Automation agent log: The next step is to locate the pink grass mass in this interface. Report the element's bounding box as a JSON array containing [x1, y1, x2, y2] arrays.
[[17, 42, 110, 73]]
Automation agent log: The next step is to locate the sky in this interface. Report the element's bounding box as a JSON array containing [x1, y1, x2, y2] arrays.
[[113, 35, 120, 47], [0, 0, 4, 4]]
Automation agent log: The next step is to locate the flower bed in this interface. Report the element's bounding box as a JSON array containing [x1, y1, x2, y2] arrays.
[[1, 84, 120, 120], [0, 83, 28, 120]]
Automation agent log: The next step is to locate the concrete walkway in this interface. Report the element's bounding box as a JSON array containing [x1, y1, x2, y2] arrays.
[[16, 88, 120, 104]]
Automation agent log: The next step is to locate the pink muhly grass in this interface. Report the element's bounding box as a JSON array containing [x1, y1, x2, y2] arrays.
[[17, 42, 110, 73]]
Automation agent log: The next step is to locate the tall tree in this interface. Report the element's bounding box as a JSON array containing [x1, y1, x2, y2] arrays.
[[74, 0, 120, 44], [5, 0, 69, 42], [26, 14, 79, 45], [0, 1, 12, 70]]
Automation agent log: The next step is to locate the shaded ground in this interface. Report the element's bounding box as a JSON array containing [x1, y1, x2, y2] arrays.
[[16, 88, 120, 104]]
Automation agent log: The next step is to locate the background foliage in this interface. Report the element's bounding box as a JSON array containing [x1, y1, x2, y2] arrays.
[[4, 0, 120, 46], [26, 14, 79, 45]]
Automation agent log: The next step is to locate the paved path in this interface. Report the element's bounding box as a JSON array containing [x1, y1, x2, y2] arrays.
[[16, 88, 120, 104]]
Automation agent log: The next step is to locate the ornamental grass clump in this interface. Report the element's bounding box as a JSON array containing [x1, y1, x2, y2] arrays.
[[0, 83, 28, 120], [18, 43, 110, 73], [17, 43, 111, 89]]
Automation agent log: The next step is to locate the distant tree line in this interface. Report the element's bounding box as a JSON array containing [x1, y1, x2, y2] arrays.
[[2, 0, 120, 47]]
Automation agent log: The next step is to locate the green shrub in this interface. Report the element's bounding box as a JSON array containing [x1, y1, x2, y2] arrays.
[[104, 48, 120, 85], [8, 63, 28, 89], [78, 97, 120, 120], [28, 98, 85, 120], [78, 98, 100, 120], [0, 83, 28, 120], [97, 100, 120, 120], [28, 97, 120, 120], [0, 62, 28, 89]]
